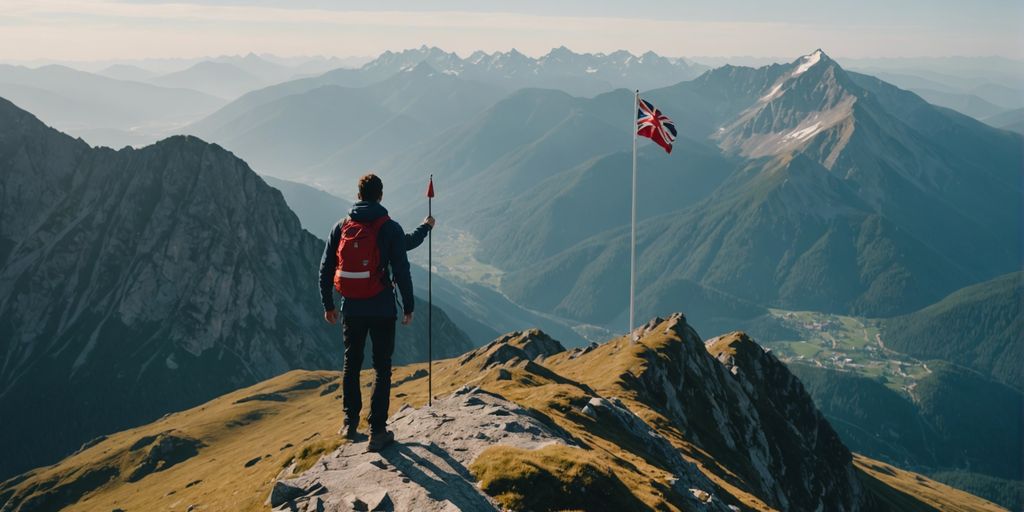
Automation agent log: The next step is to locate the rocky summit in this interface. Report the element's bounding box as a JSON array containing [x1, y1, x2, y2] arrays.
[[0, 314, 1003, 511]]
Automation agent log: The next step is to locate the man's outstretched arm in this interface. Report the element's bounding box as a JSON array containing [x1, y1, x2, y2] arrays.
[[404, 216, 435, 251]]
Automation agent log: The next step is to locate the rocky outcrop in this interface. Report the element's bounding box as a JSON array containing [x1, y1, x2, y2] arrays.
[[628, 314, 865, 511], [269, 386, 578, 512], [125, 431, 204, 482], [457, 329, 565, 369]]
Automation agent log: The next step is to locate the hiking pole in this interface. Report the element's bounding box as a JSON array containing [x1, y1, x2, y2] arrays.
[[426, 174, 435, 407]]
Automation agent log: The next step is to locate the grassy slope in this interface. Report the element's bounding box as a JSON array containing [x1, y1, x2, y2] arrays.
[[854, 455, 1006, 512], [1, 331, 1005, 512]]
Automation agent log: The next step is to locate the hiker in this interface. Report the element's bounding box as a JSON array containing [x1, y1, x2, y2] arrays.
[[318, 173, 433, 452]]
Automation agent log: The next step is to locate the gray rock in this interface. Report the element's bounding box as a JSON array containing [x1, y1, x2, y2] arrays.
[[362, 489, 391, 511], [350, 496, 369, 511], [269, 480, 306, 507], [272, 390, 578, 512], [581, 404, 597, 419]]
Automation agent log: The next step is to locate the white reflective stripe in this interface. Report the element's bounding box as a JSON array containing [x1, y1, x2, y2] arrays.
[[339, 270, 371, 279]]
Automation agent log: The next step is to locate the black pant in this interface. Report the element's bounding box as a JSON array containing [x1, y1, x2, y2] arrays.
[[341, 315, 396, 433]]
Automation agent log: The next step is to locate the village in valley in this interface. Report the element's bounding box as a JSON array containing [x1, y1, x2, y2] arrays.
[[764, 309, 933, 397]]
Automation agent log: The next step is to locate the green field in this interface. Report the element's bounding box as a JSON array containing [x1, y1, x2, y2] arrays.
[[407, 228, 505, 287], [765, 309, 931, 396]]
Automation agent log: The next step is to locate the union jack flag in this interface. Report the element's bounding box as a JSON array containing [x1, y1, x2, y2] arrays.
[[637, 98, 676, 154]]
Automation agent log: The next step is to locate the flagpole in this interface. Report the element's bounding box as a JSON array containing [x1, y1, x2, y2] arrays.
[[428, 174, 433, 407], [630, 89, 639, 342]]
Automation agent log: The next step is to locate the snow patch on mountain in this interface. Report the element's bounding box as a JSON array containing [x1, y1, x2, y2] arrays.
[[793, 49, 823, 76], [760, 81, 785, 102], [786, 122, 823, 141]]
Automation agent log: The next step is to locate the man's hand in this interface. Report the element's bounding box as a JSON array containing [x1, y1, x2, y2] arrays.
[[402, 312, 413, 325], [423, 216, 435, 228], [324, 309, 339, 324]]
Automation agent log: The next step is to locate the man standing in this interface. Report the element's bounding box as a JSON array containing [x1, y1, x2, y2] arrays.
[[319, 173, 432, 452]]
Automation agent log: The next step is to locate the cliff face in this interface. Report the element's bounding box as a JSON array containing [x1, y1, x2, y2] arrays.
[[582, 316, 865, 511], [0, 97, 471, 479], [703, 330, 862, 510]]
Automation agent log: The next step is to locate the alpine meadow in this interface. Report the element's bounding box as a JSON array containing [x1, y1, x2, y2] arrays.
[[0, 2, 1021, 511]]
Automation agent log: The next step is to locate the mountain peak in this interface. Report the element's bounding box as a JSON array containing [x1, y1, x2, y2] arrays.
[[639, 50, 662, 62], [791, 48, 833, 76], [545, 45, 575, 58]]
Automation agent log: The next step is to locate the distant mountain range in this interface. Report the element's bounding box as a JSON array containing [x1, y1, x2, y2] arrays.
[[362, 45, 708, 97], [190, 61, 506, 186], [482, 51, 1020, 324], [174, 45, 1021, 346], [185, 46, 708, 190], [846, 57, 1024, 120], [201, 46, 1020, 336], [985, 107, 1024, 135], [0, 54, 364, 149], [0, 64, 225, 148], [0, 98, 472, 480], [149, 61, 270, 100], [141, 54, 358, 100]]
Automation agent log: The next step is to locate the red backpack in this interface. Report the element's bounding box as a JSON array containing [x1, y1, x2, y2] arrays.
[[333, 215, 390, 299]]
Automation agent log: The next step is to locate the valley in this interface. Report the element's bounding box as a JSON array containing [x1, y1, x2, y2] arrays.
[[763, 309, 933, 396], [407, 228, 504, 289]]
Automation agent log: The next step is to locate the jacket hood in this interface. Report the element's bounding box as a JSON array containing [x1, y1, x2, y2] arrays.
[[348, 201, 389, 222]]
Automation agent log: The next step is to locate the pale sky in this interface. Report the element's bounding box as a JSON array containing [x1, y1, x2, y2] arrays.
[[2, 0, 1022, 61]]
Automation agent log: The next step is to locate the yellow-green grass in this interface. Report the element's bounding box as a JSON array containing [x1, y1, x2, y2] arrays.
[[470, 445, 650, 512], [855, 454, 1008, 512]]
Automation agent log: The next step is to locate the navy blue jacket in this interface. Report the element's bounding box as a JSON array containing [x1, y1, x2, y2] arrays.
[[319, 201, 427, 316]]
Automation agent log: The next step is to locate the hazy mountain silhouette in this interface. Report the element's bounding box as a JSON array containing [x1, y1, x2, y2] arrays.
[[150, 61, 268, 100], [190, 62, 505, 186], [0, 64, 224, 148]]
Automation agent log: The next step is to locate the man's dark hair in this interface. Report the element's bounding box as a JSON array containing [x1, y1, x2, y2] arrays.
[[358, 173, 383, 202]]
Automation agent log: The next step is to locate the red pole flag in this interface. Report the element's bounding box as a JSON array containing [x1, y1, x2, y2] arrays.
[[426, 173, 433, 406]]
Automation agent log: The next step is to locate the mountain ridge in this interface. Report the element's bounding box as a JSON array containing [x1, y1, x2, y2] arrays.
[[0, 314, 1005, 511]]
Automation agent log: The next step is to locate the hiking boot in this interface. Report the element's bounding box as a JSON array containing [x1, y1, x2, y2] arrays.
[[367, 430, 395, 452], [338, 420, 359, 440]]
